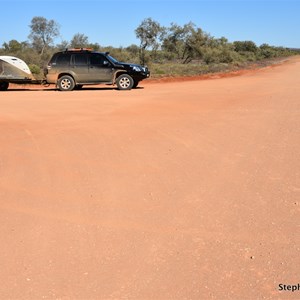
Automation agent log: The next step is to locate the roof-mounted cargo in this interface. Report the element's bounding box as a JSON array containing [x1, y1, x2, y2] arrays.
[[64, 48, 93, 52]]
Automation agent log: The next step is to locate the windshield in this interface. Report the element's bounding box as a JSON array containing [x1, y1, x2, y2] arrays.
[[108, 55, 119, 64]]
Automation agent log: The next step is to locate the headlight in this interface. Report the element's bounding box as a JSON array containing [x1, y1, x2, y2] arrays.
[[132, 66, 142, 72]]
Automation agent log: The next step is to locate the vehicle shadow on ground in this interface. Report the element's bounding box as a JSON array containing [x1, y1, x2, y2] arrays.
[[5, 86, 145, 92], [78, 86, 145, 91], [4, 88, 57, 92]]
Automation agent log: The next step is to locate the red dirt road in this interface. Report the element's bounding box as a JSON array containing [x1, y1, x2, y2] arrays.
[[0, 57, 300, 299]]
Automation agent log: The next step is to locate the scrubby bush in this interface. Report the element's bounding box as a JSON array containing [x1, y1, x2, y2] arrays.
[[1, 16, 299, 79], [233, 41, 258, 53], [28, 64, 41, 75]]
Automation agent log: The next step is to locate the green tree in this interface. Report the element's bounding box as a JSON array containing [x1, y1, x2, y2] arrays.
[[28, 16, 60, 56], [162, 22, 211, 63], [2, 40, 23, 52], [55, 40, 69, 51], [70, 33, 89, 48], [233, 40, 258, 61], [88, 42, 101, 51], [259, 43, 276, 58], [180, 26, 211, 64], [162, 22, 195, 60], [233, 41, 257, 53], [135, 18, 164, 65]]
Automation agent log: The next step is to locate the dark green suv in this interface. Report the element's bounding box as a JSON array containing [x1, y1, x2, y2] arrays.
[[45, 48, 150, 91]]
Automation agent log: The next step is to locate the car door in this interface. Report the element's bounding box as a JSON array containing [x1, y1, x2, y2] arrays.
[[71, 53, 89, 83], [88, 53, 114, 82]]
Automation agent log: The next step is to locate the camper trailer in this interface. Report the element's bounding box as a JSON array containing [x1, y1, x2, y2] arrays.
[[0, 56, 40, 91]]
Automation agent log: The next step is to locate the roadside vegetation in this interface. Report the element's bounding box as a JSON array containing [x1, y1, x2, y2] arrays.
[[1, 17, 299, 79]]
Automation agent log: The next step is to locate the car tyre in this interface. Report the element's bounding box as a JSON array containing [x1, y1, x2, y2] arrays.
[[0, 82, 9, 91], [74, 84, 83, 90], [132, 80, 139, 88], [58, 75, 75, 91], [116, 74, 134, 90]]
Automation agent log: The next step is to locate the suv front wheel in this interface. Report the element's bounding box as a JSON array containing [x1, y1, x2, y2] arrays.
[[116, 74, 134, 90], [58, 75, 75, 91]]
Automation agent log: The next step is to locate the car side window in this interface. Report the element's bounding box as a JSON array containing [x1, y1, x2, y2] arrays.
[[90, 54, 111, 67], [56, 53, 70, 65], [73, 54, 88, 66]]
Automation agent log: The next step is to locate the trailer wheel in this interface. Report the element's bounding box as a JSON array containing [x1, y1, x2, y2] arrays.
[[0, 82, 9, 91], [58, 75, 75, 91]]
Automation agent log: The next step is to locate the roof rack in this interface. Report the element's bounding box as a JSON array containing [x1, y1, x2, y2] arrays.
[[65, 48, 93, 52]]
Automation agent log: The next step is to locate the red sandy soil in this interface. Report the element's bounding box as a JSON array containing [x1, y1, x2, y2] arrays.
[[0, 57, 299, 299]]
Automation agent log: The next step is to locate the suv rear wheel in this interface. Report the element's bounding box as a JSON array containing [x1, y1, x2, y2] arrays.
[[116, 74, 134, 90], [58, 75, 75, 91]]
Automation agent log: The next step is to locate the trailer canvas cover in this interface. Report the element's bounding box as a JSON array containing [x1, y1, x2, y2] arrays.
[[0, 56, 35, 80]]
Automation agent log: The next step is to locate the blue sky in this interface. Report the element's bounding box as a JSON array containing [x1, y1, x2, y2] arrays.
[[1, 0, 299, 48]]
